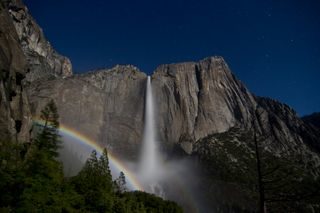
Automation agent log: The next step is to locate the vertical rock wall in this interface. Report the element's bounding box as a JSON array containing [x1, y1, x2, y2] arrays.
[[152, 57, 257, 153], [0, 3, 32, 141]]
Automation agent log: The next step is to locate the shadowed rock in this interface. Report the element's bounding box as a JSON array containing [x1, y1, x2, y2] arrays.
[[0, 2, 32, 141], [4, 0, 72, 82]]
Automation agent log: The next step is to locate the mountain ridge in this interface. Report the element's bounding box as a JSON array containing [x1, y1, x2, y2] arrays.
[[1, 0, 319, 159]]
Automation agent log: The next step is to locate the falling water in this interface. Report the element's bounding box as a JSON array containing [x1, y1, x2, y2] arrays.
[[138, 76, 164, 197]]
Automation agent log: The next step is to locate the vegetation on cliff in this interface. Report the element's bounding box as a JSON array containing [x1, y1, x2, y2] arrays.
[[194, 127, 320, 212]]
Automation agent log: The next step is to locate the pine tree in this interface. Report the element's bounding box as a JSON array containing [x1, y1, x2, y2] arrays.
[[0, 141, 25, 210], [71, 149, 114, 212], [99, 148, 113, 191], [35, 99, 60, 157], [18, 100, 64, 212], [114, 171, 127, 193]]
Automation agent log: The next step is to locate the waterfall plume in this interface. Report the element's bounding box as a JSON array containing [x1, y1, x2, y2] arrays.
[[138, 76, 164, 196]]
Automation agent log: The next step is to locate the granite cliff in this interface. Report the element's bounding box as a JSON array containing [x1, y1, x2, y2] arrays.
[[0, 1, 31, 141], [4, 0, 72, 82], [152, 58, 257, 153], [0, 0, 72, 142], [27, 66, 146, 158]]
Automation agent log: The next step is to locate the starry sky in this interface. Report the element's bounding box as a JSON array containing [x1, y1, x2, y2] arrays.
[[24, 0, 320, 116]]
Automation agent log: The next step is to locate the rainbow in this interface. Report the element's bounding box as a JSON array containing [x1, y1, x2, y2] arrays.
[[33, 119, 144, 191], [33, 119, 199, 212]]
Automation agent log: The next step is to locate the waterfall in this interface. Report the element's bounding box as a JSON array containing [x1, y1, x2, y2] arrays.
[[138, 76, 164, 197]]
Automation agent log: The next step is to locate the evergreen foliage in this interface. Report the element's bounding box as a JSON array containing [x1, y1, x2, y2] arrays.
[[36, 99, 60, 158], [114, 171, 127, 193], [71, 149, 114, 212], [0, 100, 183, 212]]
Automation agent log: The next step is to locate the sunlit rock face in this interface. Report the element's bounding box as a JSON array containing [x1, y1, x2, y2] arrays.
[[0, 2, 32, 141], [27, 65, 147, 159], [4, 0, 72, 82], [152, 57, 257, 152]]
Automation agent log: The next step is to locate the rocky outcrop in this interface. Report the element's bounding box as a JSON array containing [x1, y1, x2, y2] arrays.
[[3, 0, 72, 82], [0, 2, 32, 141], [152, 58, 320, 155], [152, 57, 257, 153], [256, 97, 320, 154], [0, 0, 73, 142], [27, 65, 146, 159]]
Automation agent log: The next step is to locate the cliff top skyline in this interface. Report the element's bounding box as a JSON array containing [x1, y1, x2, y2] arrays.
[[24, 0, 320, 115]]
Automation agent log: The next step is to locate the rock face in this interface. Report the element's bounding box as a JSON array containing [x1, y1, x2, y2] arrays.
[[152, 57, 257, 153], [0, 2, 32, 141], [152, 58, 320, 156], [4, 0, 72, 82], [0, 0, 72, 142], [27, 66, 146, 159], [255, 97, 320, 161]]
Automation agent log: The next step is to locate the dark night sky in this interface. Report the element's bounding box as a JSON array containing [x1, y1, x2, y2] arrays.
[[24, 0, 320, 116]]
